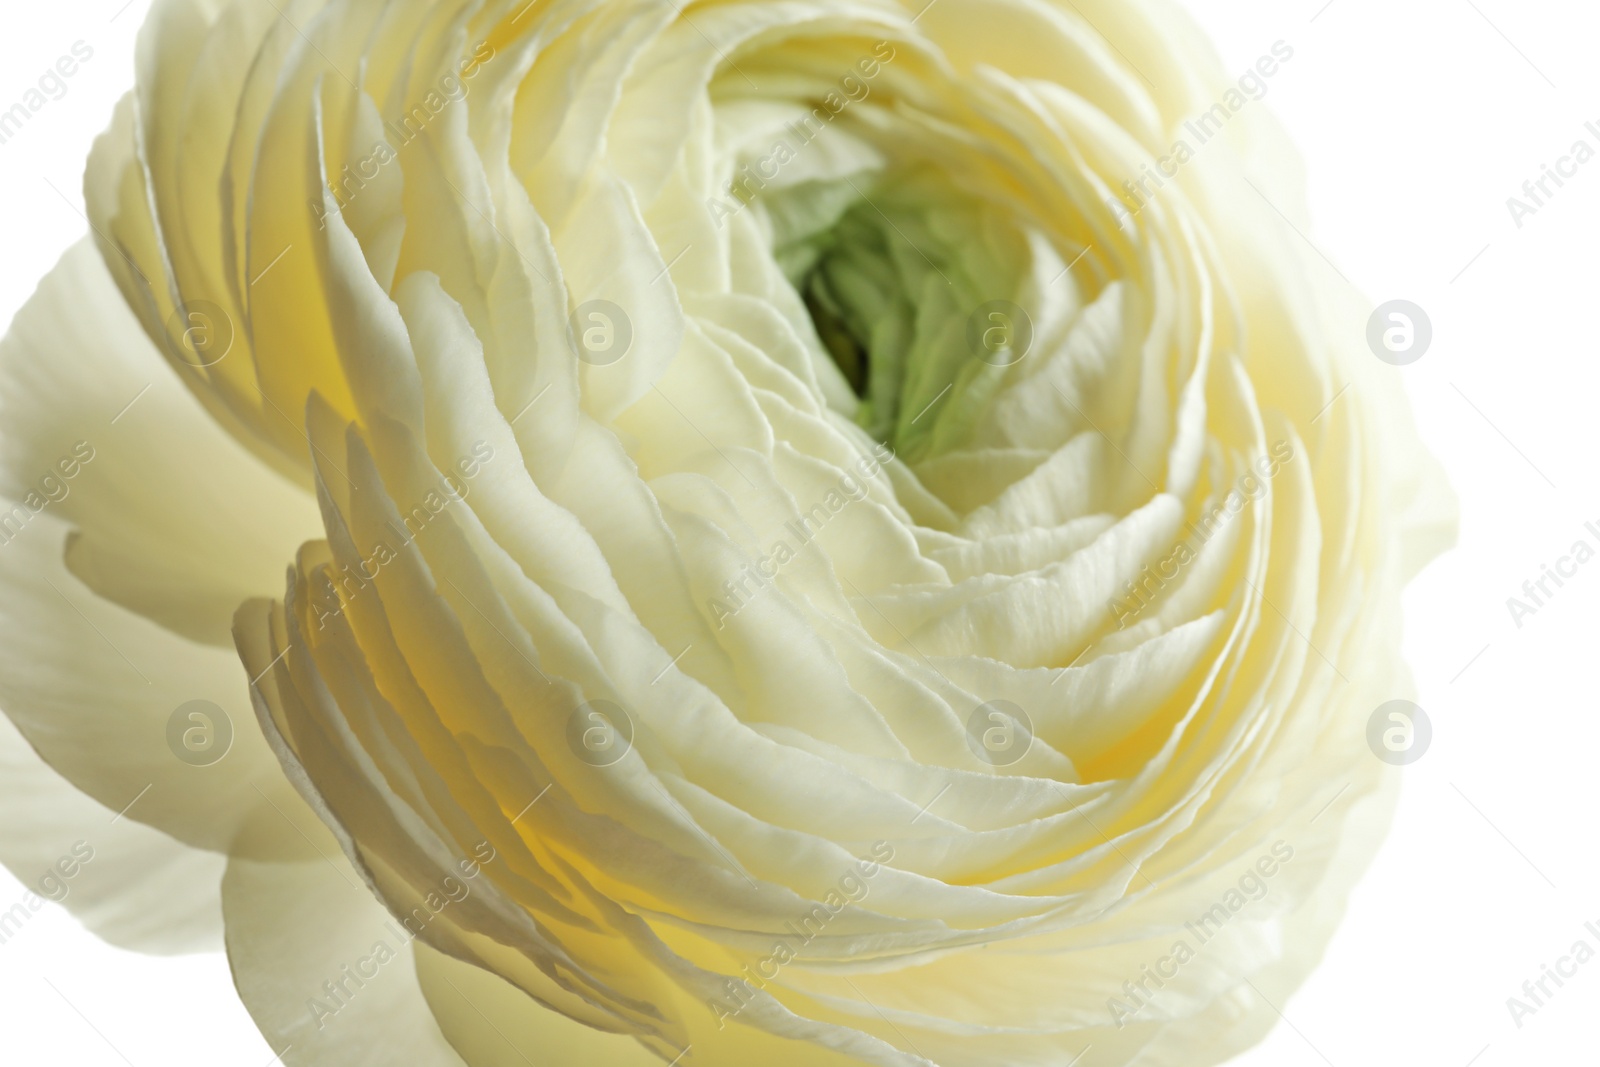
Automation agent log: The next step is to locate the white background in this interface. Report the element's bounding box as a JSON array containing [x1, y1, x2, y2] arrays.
[[0, 1, 1595, 1064]]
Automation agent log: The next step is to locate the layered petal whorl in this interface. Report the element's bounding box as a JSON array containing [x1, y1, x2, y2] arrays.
[[53, 0, 1456, 1064]]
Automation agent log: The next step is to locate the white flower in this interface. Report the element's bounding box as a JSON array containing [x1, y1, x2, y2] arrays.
[[0, 0, 1454, 1064]]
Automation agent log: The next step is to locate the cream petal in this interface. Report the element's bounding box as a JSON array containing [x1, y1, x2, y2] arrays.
[[0, 240, 320, 858], [0, 510, 310, 858], [414, 941, 663, 1067], [222, 847, 470, 1067], [0, 240, 321, 647], [0, 711, 224, 954]]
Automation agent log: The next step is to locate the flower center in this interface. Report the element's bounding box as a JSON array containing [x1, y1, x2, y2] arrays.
[[774, 172, 1032, 463]]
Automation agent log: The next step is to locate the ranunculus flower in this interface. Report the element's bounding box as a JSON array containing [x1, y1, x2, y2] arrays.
[[0, 0, 1454, 1064]]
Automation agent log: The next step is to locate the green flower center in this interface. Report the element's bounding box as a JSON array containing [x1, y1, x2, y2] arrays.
[[770, 171, 1033, 463]]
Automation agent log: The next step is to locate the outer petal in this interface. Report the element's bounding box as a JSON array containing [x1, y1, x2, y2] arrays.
[[0, 239, 322, 859], [0, 711, 224, 954], [222, 838, 469, 1067], [414, 943, 664, 1067]]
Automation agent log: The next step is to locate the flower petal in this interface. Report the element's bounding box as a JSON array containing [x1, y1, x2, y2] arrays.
[[0, 239, 320, 858]]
